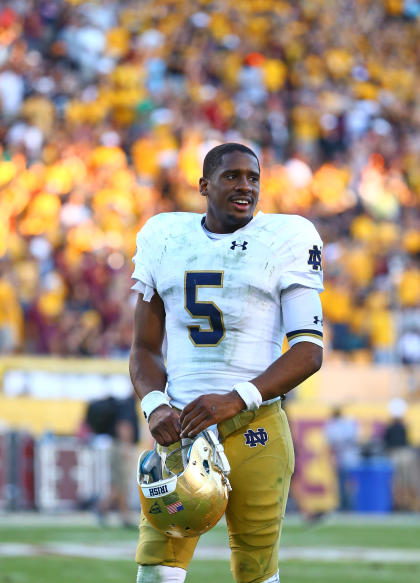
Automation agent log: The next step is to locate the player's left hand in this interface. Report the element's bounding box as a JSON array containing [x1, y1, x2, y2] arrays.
[[180, 391, 245, 438]]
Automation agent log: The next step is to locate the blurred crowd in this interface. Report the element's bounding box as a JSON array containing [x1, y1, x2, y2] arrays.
[[323, 399, 420, 513], [1, 0, 420, 360]]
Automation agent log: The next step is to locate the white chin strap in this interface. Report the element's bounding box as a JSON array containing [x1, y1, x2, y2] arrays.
[[137, 565, 186, 583], [262, 571, 280, 583]]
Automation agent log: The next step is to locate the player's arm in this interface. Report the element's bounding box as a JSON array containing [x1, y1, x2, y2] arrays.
[[251, 284, 323, 400], [180, 285, 323, 438], [250, 341, 322, 400], [180, 343, 322, 438], [179, 344, 322, 438], [129, 293, 181, 445]]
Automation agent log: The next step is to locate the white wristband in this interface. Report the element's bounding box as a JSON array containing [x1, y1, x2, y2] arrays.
[[233, 382, 262, 412], [141, 390, 171, 421]]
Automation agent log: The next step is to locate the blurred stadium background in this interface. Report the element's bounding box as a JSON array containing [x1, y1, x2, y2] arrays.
[[1, 0, 420, 581]]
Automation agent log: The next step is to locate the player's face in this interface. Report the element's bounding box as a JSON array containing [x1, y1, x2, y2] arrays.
[[200, 151, 260, 233]]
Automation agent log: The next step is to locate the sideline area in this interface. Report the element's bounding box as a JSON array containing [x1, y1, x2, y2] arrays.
[[1, 512, 420, 564], [1, 542, 420, 564]]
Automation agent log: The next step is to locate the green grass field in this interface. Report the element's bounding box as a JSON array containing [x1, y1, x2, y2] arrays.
[[1, 515, 420, 583]]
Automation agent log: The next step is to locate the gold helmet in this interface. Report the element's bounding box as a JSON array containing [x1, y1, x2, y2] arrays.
[[137, 430, 231, 538]]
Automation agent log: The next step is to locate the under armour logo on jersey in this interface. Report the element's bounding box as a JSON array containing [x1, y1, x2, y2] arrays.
[[244, 428, 268, 447], [231, 240, 248, 251], [313, 316, 323, 325], [308, 245, 322, 270]]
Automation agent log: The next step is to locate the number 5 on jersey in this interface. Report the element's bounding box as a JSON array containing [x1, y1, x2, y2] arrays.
[[184, 271, 226, 346]]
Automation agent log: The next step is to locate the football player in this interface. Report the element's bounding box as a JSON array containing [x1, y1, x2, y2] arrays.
[[130, 143, 324, 583]]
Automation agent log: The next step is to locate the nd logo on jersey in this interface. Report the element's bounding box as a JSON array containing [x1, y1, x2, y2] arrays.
[[308, 245, 322, 270], [244, 428, 268, 447]]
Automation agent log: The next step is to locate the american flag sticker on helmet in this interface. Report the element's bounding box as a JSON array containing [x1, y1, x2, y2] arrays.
[[166, 500, 184, 514]]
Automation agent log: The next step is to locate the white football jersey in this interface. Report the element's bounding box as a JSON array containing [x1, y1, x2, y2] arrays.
[[132, 211, 323, 409]]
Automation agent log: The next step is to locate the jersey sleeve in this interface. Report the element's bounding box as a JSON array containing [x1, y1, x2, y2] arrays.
[[131, 219, 157, 301], [281, 285, 323, 348], [279, 218, 324, 292]]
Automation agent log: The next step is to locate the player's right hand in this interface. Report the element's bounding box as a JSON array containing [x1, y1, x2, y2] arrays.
[[148, 405, 181, 446]]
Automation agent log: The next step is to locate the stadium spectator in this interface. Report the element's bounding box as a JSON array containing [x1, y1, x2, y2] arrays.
[[0, 258, 24, 353], [84, 392, 140, 526], [397, 327, 420, 367], [325, 407, 360, 511], [382, 398, 420, 511]]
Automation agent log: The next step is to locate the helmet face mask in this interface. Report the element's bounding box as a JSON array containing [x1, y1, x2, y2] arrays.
[[137, 430, 231, 538]]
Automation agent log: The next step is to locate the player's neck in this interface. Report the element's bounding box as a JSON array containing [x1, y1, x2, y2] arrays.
[[203, 215, 253, 234]]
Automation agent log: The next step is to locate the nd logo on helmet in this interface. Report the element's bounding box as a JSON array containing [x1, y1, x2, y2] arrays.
[[149, 502, 162, 514]]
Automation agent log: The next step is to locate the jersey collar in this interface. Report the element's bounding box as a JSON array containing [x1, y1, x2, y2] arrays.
[[200, 212, 264, 240]]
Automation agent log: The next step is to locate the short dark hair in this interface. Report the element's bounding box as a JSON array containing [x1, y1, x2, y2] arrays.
[[202, 143, 260, 179]]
